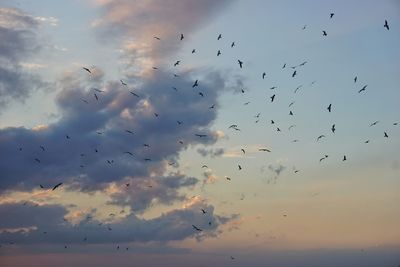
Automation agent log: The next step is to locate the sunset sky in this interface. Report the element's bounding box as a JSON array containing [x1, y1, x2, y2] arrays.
[[0, 1, 399, 266]]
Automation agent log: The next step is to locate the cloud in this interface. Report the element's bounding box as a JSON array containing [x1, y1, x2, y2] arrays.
[[0, 201, 235, 245], [92, 0, 233, 76], [0, 7, 49, 111], [0, 69, 230, 212], [196, 147, 225, 158]]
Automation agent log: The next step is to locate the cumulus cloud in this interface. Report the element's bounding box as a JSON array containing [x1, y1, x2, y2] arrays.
[[0, 7, 49, 110]]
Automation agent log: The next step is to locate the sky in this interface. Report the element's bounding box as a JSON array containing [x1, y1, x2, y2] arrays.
[[0, 0, 399, 266]]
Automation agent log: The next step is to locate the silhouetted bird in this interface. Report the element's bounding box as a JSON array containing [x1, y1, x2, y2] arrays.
[[322, 30, 327, 36], [384, 20, 389, 30]]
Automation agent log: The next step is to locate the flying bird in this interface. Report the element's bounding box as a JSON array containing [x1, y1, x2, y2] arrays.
[[217, 34, 222, 40], [259, 148, 271, 152], [40, 145, 45, 151], [231, 41, 235, 47], [82, 67, 91, 74], [384, 20, 389, 30], [195, 134, 207, 138], [289, 111, 294, 116], [153, 36, 161, 40], [192, 225, 202, 231], [52, 183, 63, 191], [331, 124, 336, 133], [322, 30, 327, 36], [384, 132, 389, 138], [192, 80, 199, 88], [192, 49, 196, 53], [174, 60, 180, 66], [94, 93, 98, 101], [292, 70, 297, 77], [201, 209, 207, 214], [358, 85, 368, 93], [180, 33, 184, 40], [317, 135, 326, 141], [370, 121, 379, 127], [327, 104, 332, 112], [262, 72, 266, 79], [270, 94, 276, 102], [343, 155, 347, 161], [238, 164, 242, 170], [217, 50, 221, 56], [238, 60, 243, 68], [354, 76, 357, 83], [330, 13, 334, 18], [120, 80, 127, 86], [130, 91, 139, 97]]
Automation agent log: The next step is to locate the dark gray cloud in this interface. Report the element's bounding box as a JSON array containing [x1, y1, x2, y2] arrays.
[[0, 201, 234, 245], [196, 147, 225, 158], [0, 69, 227, 195], [0, 7, 49, 110]]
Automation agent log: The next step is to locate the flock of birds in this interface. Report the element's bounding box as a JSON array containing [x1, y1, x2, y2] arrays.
[[4, 13, 397, 261]]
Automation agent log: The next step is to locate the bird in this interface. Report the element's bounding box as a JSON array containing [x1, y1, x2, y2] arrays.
[[40, 145, 45, 151], [192, 80, 199, 88], [384, 132, 389, 138], [343, 155, 347, 161], [302, 25, 307, 30], [327, 104, 332, 112], [217, 34, 222, 40], [154, 113, 159, 117], [259, 148, 271, 152], [320, 155, 329, 162], [153, 36, 161, 40], [322, 31, 327, 36], [217, 50, 221, 56], [52, 183, 63, 191], [226, 176, 231, 181], [354, 76, 357, 83], [201, 209, 206, 214], [40, 184, 44, 189], [231, 41, 235, 47], [370, 121, 379, 127], [270, 86, 277, 90], [270, 94, 276, 102], [271, 119, 275, 124], [174, 60, 180, 66], [317, 135, 326, 141], [331, 124, 336, 133], [238, 60, 243, 68], [65, 135, 71, 139], [180, 33, 184, 40], [289, 102, 295, 107], [198, 92, 204, 97], [201, 165, 208, 168], [191, 49, 196, 54], [384, 20, 389, 30], [130, 91, 139, 97], [330, 13, 334, 18], [358, 85, 367, 93], [294, 85, 302, 93], [262, 72, 266, 79], [238, 164, 242, 170], [241, 149, 245, 154], [192, 225, 202, 231], [120, 80, 127, 86], [288, 125, 296, 130], [124, 151, 133, 156], [94, 93, 98, 101], [34, 158, 41, 163], [82, 67, 91, 74], [230, 256, 235, 260], [292, 70, 297, 77], [195, 134, 207, 138], [289, 111, 294, 116]]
